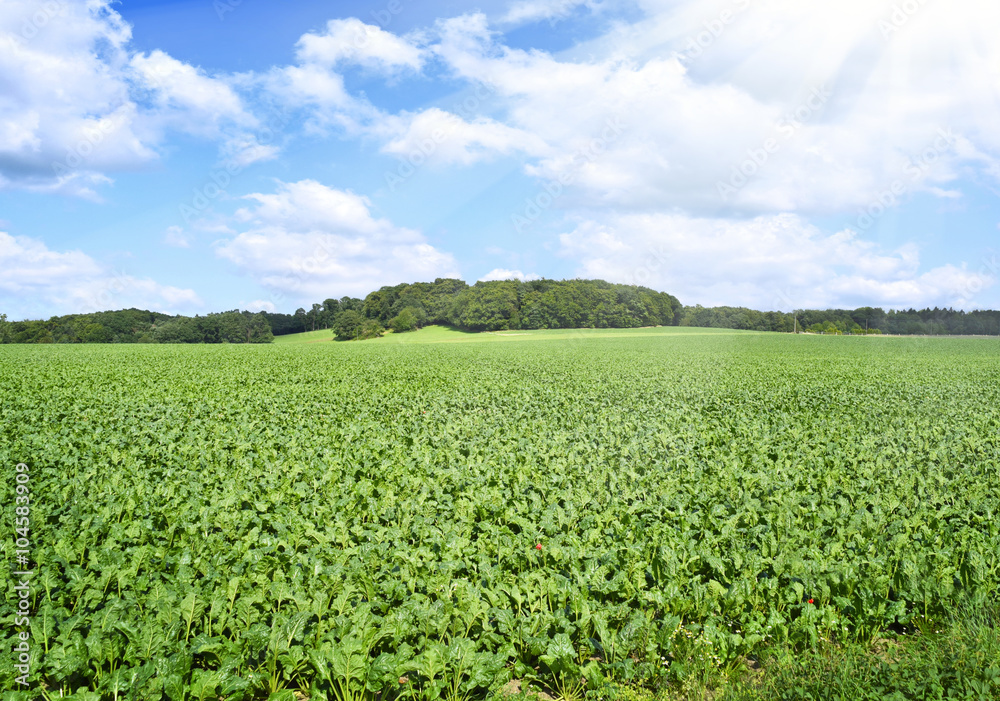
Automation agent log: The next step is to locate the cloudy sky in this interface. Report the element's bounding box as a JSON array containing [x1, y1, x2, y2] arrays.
[[2, 0, 998, 319]]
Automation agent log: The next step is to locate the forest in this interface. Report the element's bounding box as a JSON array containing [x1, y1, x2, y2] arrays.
[[3, 277, 1000, 343], [676, 304, 1000, 336], [264, 278, 682, 340], [269, 279, 1000, 340], [0, 308, 274, 344]]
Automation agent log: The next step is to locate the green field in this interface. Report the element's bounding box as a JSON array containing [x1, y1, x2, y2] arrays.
[[2, 329, 999, 699], [273, 325, 745, 345]]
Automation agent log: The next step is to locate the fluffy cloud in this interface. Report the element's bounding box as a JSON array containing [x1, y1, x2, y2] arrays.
[[263, 63, 355, 118], [0, 231, 202, 318], [379, 107, 549, 166], [557, 213, 996, 310], [295, 18, 424, 72], [429, 3, 1000, 215], [243, 300, 277, 313], [0, 1, 150, 197], [129, 50, 269, 163], [0, 1, 265, 196], [479, 268, 541, 282], [130, 50, 249, 131], [501, 0, 598, 25], [215, 180, 459, 302], [262, 19, 426, 136], [163, 226, 191, 248]]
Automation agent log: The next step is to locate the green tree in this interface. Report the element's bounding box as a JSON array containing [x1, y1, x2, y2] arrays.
[[358, 319, 385, 340], [322, 299, 340, 328], [308, 303, 322, 331], [0, 313, 10, 344], [390, 307, 420, 333], [154, 318, 201, 343], [246, 313, 274, 343], [363, 287, 397, 322], [215, 311, 247, 343], [450, 281, 521, 331], [81, 323, 111, 343], [339, 296, 363, 312], [333, 310, 364, 340]]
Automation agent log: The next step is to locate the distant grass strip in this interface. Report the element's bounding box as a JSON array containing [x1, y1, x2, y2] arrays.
[[274, 324, 757, 345]]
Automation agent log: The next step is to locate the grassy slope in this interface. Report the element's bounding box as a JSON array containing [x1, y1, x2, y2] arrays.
[[272, 328, 334, 344], [273, 324, 754, 345]]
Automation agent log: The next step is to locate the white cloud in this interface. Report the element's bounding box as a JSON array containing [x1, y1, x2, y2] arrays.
[[216, 180, 459, 302], [262, 55, 388, 139], [261, 18, 546, 167], [130, 50, 250, 132], [295, 18, 424, 73], [428, 4, 1000, 216], [0, 1, 267, 196], [557, 213, 996, 310], [261, 19, 431, 140], [379, 107, 549, 166], [264, 63, 353, 111], [6, 2, 998, 316], [243, 299, 276, 313], [0, 1, 153, 196], [502, 0, 598, 25], [163, 226, 191, 248], [220, 135, 281, 168], [130, 51, 267, 165], [0, 231, 202, 318], [0, 231, 103, 287], [479, 268, 542, 282]]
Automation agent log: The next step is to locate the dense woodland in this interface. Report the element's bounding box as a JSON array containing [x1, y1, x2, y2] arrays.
[[268, 278, 683, 340], [268, 279, 1000, 340], [677, 305, 1000, 336], [3, 277, 1000, 343], [0, 309, 273, 344]]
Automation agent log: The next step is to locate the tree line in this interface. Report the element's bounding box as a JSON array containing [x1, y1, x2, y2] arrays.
[[0, 309, 273, 344], [260, 278, 684, 340], [679, 305, 1000, 336], [4, 280, 1000, 344], [268, 279, 1000, 341]]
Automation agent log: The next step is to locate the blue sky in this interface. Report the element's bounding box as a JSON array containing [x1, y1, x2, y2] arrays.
[[1, 0, 998, 320]]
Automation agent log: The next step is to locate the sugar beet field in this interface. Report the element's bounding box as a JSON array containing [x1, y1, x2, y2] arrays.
[[2, 328, 999, 699]]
